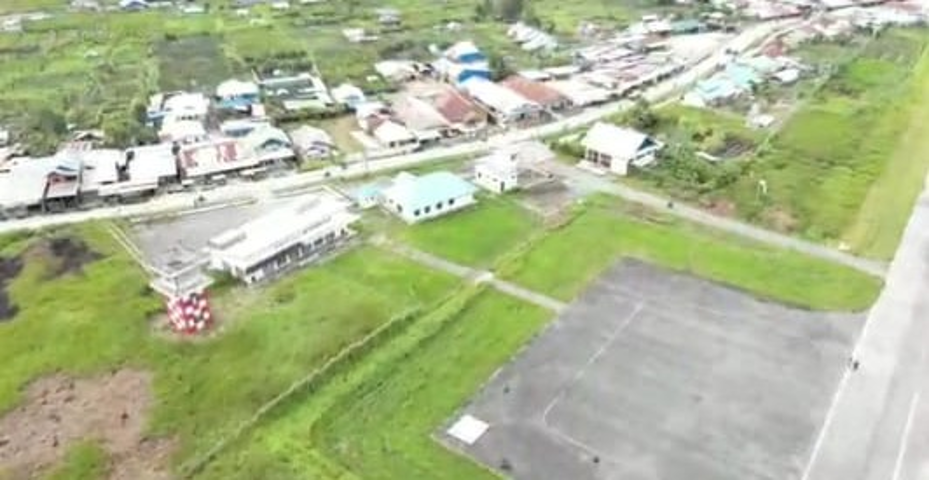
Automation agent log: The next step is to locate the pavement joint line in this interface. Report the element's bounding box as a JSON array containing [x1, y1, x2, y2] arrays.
[[540, 302, 645, 424], [891, 391, 921, 480]]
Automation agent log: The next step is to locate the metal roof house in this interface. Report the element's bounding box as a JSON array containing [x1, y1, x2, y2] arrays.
[[380, 171, 478, 223], [582, 122, 663, 176], [207, 190, 359, 284], [460, 78, 542, 126], [215, 79, 260, 110]]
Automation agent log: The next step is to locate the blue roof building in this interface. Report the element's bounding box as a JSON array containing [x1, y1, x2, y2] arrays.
[[380, 171, 478, 223]]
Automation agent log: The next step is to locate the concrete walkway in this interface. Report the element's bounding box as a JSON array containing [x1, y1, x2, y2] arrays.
[[374, 238, 567, 314], [542, 161, 888, 278]]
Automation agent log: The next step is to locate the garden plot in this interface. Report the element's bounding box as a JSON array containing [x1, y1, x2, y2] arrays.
[[449, 260, 862, 480], [155, 35, 234, 92]]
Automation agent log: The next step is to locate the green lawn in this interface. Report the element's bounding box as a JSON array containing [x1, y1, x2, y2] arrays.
[[394, 197, 541, 268], [500, 199, 882, 310], [43, 442, 109, 480], [197, 288, 549, 480], [0, 225, 457, 474]]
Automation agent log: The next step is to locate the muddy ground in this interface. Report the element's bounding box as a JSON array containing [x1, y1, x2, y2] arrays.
[[29, 237, 103, 280], [0, 370, 174, 480], [0, 256, 23, 322]]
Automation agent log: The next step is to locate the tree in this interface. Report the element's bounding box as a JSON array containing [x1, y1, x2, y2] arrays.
[[492, 0, 524, 22], [23, 108, 67, 156], [628, 98, 659, 132], [488, 53, 515, 81]]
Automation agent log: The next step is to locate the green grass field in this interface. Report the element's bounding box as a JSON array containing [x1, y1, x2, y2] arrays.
[[196, 287, 548, 480], [0, 225, 457, 472], [393, 197, 541, 267], [500, 199, 882, 310], [726, 30, 929, 256], [43, 442, 109, 480]]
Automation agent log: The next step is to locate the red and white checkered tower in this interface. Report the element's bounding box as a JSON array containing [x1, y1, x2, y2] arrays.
[[150, 260, 215, 334]]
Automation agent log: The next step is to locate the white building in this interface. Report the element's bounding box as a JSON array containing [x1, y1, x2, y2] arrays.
[[474, 152, 518, 193], [582, 122, 663, 176], [380, 171, 477, 223], [207, 190, 359, 284], [373, 120, 417, 149]]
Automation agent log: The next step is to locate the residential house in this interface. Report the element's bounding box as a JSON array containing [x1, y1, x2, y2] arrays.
[[207, 191, 359, 284], [380, 171, 477, 223], [501, 75, 571, 111], [159, 120, 207, 144], [460, 78, 542, 126], [474, 152, 518, 193], [239, 126, 295, 163], [446, 41, 487, 64], [392, 95, 451, 144], [437, 41, 492, 86], [377, 8, 401, 27], [374, 60, 420, 82], [289, 125, 335, 158], [216, 79, 260, 110], [372, 120, 417, 150], [119, 0, 148, 10], [507, 22, 558, 52], [582, 122, 663, 176], [330, 83, 367, 110], [220, 119, 270, 138], [425, 86, 488, 135], [547, 79, 613, 107]]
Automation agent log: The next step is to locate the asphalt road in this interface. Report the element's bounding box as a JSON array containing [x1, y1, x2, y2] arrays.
[[802, 186, 929, 480]]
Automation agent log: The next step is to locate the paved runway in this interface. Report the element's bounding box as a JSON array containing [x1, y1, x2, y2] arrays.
[[804, 191, 929, 480]]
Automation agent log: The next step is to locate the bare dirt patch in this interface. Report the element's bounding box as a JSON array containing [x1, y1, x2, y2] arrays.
[[0, 370, 174, 480], [0, 256, 24, 322]]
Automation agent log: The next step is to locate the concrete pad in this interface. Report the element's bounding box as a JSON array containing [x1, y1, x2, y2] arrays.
[[444, 259, 863, 480]]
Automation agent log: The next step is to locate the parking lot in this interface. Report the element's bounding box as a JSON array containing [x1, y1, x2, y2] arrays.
[[445, 260, 863, 480]]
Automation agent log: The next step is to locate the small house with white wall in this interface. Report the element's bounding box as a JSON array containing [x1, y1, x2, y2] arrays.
[[474, 153, 518, 193], [582, 122, 663, 176], [380, 171, 477, 223]]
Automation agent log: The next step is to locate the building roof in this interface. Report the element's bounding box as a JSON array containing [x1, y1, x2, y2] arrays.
[[126, 143, 178, 182], [500, 75, 567, 107], [0, 157, 60, 208], [393, 95, 449, 132], [163, 92, 209, 117], [289, 125, 333, 149], [74, 149, 121, 191], [547, 79, 612, 106], [460, 78, 538, 116], [331, 83, 366, 104], [383, 171, 477, 212], [445, 40, 483, 61], [216, 79, 259, 99], [429, 87, 486, 125], [373, 121, 415, 145], [208, 192, 358, 270], [159, 119, 206, 141], [476, 152, 518, 178], [582, 122, 655, 159], [239, 126, 292, 157]]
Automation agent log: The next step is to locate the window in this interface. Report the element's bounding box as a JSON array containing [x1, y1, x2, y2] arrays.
[[397, 205, 403, 213], [449, 198, 455, 206], [424, 206, 431, 214], [414, 209, 420, 217], [436, 202, 443, 210]]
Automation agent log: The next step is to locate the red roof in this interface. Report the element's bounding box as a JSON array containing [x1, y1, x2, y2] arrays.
[[431, 87, 486, 125], [500, 75, 567, 107]]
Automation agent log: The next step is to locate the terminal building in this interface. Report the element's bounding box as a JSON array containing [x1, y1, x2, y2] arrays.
[[206, 190, 359, 284]]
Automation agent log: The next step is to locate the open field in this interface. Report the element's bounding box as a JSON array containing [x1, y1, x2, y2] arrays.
[[729, 29, 929, 256], [0, 225, 457, 476], [392, 197, 542, 268], [455, 260, 862, 480], [500, 198, 882, 310], [155, 35, 234, 92]]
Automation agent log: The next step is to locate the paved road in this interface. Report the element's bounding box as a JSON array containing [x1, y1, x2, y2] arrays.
[[0, 21, 785, 237], [542, 160, 888, 277], [803, 185, 929, 480], [375, 237, 567, 313]]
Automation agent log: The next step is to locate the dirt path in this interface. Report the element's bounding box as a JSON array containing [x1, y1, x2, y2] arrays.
[[0, 370, 174, 480]]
